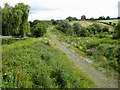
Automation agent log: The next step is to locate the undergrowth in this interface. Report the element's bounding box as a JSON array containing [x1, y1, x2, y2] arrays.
[[2, 37, 96, 88]]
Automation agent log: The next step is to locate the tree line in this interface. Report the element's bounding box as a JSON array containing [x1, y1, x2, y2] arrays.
[[55, 19, 120, 39]]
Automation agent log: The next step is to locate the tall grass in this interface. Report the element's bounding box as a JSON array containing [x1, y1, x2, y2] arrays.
[[2, 38, 96, 88]]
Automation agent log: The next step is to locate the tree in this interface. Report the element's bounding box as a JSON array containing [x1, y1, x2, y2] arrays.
[[32, 23, 47, 37], [113, 22, 120, 39], [66, 16, 77, 22], [90, 17, 95, 20], [77, 27, 87, 37], [73, 22, 82, 35], [2, 3, 30, 37], [91, 23, 102, 33], [15, 3, 30, 37], [56, 20, 74, 35], [66, 16, 73, 22], [102, 26, 109, 32], [0, 6, 2, 35], [98, 16, 105, 20], [51, 19, 57, 25], [81, 15, 86, 20], [106, 16, 110, 20], [2, 3, 13, 36]]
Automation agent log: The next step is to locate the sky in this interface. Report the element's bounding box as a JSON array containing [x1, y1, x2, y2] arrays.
[[0, 0, 119, 21]]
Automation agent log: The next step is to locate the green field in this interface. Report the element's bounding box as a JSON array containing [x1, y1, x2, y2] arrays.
[[97, 19, 118, 24]]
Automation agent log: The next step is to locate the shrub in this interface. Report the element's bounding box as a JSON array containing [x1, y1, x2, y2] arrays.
[[56, 20, 74, 36], [109, 22, 112, 25], [31, 23, 47, 37], [113, 22, 120, 39], [2, 38, 28, 45], [91, 23, 102, 33], [78, 27, 87, 37], [102, 26, 109, 32], [73, 22, 82, 35]]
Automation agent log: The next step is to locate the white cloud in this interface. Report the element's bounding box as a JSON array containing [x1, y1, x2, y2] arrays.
[[0, 0, 119, 21]]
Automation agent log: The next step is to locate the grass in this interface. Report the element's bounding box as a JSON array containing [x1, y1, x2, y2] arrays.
[[97, 19, 118, 24], [2, 37, 30, 45], [51, 28, 119, 72], [2, 37, 96, 88]]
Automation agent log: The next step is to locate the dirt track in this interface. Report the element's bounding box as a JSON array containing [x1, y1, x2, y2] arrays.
[[48, 28, 118, 88]]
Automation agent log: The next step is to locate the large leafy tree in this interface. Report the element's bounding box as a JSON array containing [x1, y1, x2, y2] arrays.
[[2, 3, 30, 37], [15, 3, 30, 37], [2, 3, 13, 36]]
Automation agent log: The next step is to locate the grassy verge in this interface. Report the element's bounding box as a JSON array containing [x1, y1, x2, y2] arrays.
[[2, 37, 96, 88], [2, 37, 31, 45]]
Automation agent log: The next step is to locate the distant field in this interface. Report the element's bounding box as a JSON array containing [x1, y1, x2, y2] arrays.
[[71, 20, 114, 31], [97, 19, 118, 24]]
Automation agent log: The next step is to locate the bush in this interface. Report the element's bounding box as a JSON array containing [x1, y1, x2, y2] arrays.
[[109, 22, 112, 25], [77, 27, 87, 37], [91, 23, 102, 33], [73, 22, 82, 35], [56, 20, 74, 36], [102, 26, 109, 32], [2, 38, 27, 45], [31, 24, 47, 37]]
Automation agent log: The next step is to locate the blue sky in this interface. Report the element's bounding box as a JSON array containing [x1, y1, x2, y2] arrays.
[[0, 0, 119, 21]]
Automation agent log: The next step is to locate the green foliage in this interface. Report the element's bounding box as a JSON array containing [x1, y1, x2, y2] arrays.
[[2, 3, 30, 37], [77, 27, 88, 37], [91, 23, 102, 32], [56, 20, 74, 36], [113, 22, 120, 39], [106, 16, 110, 20], [66, 16, 77, 22], [31, 23, 47, 37], [81, 15, 86, 20], [2, 38, 29, 45], [2, 38, 95, 88], [51, 28, 119, 71], [73, 22, 82, 35], [98, 16, 105, 20], [0, 6, 1, 35], [51, 19, 57, 25], [102, 26, 109, 32]]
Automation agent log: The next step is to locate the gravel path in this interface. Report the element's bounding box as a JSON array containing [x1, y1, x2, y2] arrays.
[[48, 29, 118, 88]]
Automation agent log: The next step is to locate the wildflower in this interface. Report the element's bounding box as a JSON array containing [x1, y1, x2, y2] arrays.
[[43, 60, 46, 62], [89, 75, 91, 78], [16, 75, 18, 79], [86, 49, 91, 51], [86, 49, 94, 52]]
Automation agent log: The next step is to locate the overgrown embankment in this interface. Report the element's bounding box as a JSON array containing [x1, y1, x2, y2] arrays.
[[2, 37, 95, 88]]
